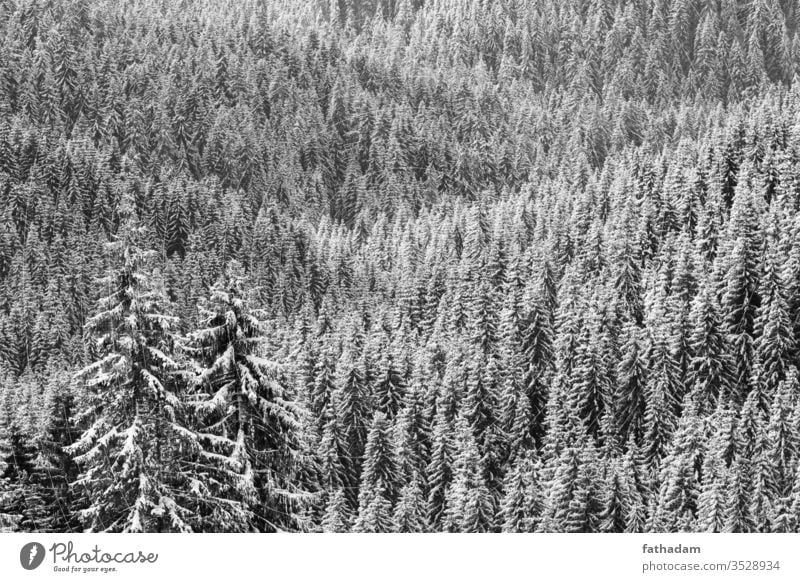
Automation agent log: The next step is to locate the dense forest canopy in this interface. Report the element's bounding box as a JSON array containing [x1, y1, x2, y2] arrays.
[[1, 0, 800, 532]]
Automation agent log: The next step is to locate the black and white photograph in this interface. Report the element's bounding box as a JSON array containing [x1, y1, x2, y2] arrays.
[[1, 1, 800, 575]]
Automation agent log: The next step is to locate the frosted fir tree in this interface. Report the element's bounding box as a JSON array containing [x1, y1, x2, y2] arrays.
[[620, 438, 649, 533], [723, 389, 766, 532], [185, 260, 310, 532], [354, 412, 397, 532], [651, 396, 704, 532], [316, 412, 348, 499], [538, 438, 600, 533], [568, 301, 613, 440], [309, 345, 337, 428], [765, 369, 799, 530], [393, 379, 429, 492], [753, 238, 796, 407], [499, 449, 542, 532], [393, 473, 428, 532], [0, 416, 47, 532], [598, 459, 630, 533], [443, 413, 494, 533], [334, 346, 370, 494], [426, 399, 456, 531], [355, 487, 394, 533], [721, 233, 761, 405], [697, 452, 728, 533], [642, 300, 682, 467], [321, 488, 351, 532], [463, 348, 503, 493], [696, 402, 737, 532], [36, 364, 81, 532], [615, 321, 648, 445], [687, 274, 731, 413], [373, 347, 406, 420], [68, 216, 195, 532]]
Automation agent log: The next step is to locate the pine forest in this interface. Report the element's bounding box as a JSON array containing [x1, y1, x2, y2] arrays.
[[3, 0, 800, 533]]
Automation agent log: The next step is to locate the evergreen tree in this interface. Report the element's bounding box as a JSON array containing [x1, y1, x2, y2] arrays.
[[185, 261, 309, 532], [688, 274, 730, 412], [427, 401, 455, 531], [393, 474, 428, 533], [0, 420, 46, 531], [321, 488, 351, 533], [499, 450, 542, 533], [68, 218, 193, 532], [36, 366, 81, 532], [354, 412, 397, 532], [443, 413, 494, 533]]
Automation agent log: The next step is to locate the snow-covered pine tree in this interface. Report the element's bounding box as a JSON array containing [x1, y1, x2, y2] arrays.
[[443, 412, 494, 533], [0, 418, 46, 531], [499, 449, 541, 532], [321, 488, 351, 532], [723, 390, 764, 532], [36, 364, 81, 532], [621, 437, 649, 532], [697, 402, 736, 532], [185, 260, 310, 532], [720, 190, 762, 405], [354, 411, 397, 532], [598, 458, 629, 533], [765, 369, 799, 530], [753, 236, 795, 408], [650, 396, 704, 532], [426, 395, 455, 531], [688, 273, 731, 413], [615, 321, 648, 445], [393, 472, 428, 532], [68, 215, 195, 532]]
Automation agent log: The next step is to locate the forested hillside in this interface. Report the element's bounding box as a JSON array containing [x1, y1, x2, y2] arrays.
[[2, 0, 800, 532]]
